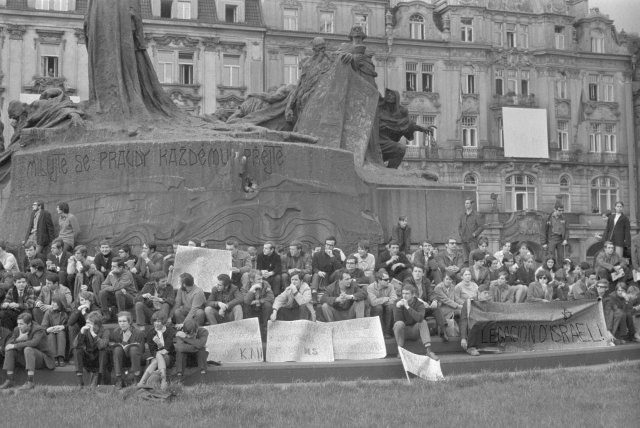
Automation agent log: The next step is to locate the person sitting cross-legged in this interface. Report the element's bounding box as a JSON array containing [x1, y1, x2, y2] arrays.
[[270, 270, 315, 322], [137, 312, 177, 390], [392, 284, 439, 361], [174, 319, 209, 379], [0, 312, 55, 390], [134, 271, 175, 328], [108, 311, 144, 389], [367, 268, 397, 338], [320, 271, 367, 322], [204, 274, 243, 325], [73, 310, 109, 388]]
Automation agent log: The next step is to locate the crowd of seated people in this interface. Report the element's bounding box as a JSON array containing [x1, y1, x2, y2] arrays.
[[0, 202, 639, 390]]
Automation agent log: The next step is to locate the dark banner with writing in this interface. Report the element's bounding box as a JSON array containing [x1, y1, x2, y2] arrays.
[[468, 299, 612, 352]]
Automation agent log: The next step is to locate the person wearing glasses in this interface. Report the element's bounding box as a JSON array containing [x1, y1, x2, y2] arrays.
[[542, 202, 568, 264], [526, 271, 554, 303], [367, 268, 397, 338]]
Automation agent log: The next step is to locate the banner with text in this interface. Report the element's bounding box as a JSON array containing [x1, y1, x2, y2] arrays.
[[204, 318, 263, 363], [266, 320, 334, 363], [172, 246, 232, 292], [467, 299, 613, 352], [329, 317, 387, 360]]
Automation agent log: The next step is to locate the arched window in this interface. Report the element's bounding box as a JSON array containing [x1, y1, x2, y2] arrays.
[[559, 175, 571, 212], [464, 174, 477, 186], [591, 176, 618, 213], [409, 14, 425, 40], [505, 174, 536, 211]]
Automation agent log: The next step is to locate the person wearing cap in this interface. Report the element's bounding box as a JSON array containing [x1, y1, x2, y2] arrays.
[[204, 274, 243, 325], [320, 271, 367, 321], [542, 203, 568, 264], [174, 318, 208, 378], [270, 270, 314, 321], [134, 271, 175, 327], [367, 268, 397, 338], [23, 200, 55, 256], [393, 283, 439, 360]]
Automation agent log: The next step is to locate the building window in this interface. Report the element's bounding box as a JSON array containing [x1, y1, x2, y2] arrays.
[[354, 14, 368, 35], [283, 55, 299, 84], [464, 174, 477, 186], [36, 0, 68, 10], [223, 55, 241, 86], [589, 123, 601, 152], [496, 117, 503, 147], [41, 56, 59, 77], [602, 76, 614, 102], [559, 175, 571, 212], [319, 11, 334, 33], [461, 18, 473, 42], [176, 1, 191, 19], [555, 26, 565, 49], [409, 14, 425, 40], [461, 116, 477, 147], [411, 115, 436, 146], [160, 0, 172, 18], [591, 176, 618, 213], [520, 70, 529, 96], [422, 63, 433, 92], [283, 8, 298, 31], [519, 25, 529, 48], [157, 51, 173, 84], [225, 5, 238, 23], [588, 75, 598, 101], [406, 63, 434, 93], [506, 23, 516, 48], [495, 69, 504, 95], [555, 75, 567, 98], [557, 120, 569, 151], [178, 52, 194, 85], [406, 63, 417, 91], [464, 73, 475, 94], [603, 123, 617, 153], [591, 30, 604, 53], [505, 174, 536, 211], [494, 23, 504, 46], [507, 70, 517, 94]]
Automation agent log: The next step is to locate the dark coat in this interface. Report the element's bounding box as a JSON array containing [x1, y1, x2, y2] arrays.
[[7, 322, 55, 369], [602, 213, 631, 248], [24, 209, 55, 248]]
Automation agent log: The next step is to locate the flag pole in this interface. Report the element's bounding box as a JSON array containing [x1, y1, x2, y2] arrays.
[[397, 347, 411, 384]]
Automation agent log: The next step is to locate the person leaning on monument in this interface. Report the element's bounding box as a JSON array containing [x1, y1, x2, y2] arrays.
[[392, 283, 439, 361], [542, 203, 568, 264], [320, 271, 367, 322], [367, 268, 397, 338], [55, 202, 80, 253], [23, 200, 56, 256], [172, 272, 206, 327], [0, 312, 55, 390], [134, 271, 175, 328], [204, 274, 243, 325], [270, 270, 315, 322], [458, 198, 484, 263]]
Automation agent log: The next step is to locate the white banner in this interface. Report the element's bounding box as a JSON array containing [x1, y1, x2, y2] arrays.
[[172, 245, 232, 292], [204, 318, 263, 363], [266, 320, 334, 363], [329, 317, 386, 360]]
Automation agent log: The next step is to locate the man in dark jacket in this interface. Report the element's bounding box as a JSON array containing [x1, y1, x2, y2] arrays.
[[24, 200, 55, 256], [310, 236, 344, 295], [204, 274, 243, 325], [0, 312, 55, 389], [134, 271, 175, 327], [320, 271, 367, 321], [542, 203, 568, 264], [256, 241, 282, 296], [458, 198, 484, 264], [392, 284, 439, 360]]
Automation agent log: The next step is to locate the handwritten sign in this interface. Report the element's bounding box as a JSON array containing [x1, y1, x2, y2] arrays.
[[266, 320, 334, 363], [329, 317, 387, 360], [172, 246, 232, 292], [398, 346, 444, 382], [468, 300, 613, 352], [204, 318, 263, 363]]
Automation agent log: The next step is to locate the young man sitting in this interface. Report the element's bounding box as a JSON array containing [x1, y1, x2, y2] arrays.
[[108, 311, 144, 388], [392, 284, 439, 361]]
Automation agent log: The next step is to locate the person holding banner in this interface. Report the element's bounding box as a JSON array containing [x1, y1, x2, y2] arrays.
[[368, 268, 397, 338], [204, 274, 244, 325], [271, 270, 315, 321], [172, 273, 206, 327], [392, 284, 439, 361], [243, 270, 274, 338], [320, 271, 367, 321]]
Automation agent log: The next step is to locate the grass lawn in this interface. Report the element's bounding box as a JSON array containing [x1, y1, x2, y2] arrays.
[[1, 361, 638, 427]]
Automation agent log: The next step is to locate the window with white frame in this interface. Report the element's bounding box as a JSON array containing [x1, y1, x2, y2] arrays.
[[555, 75, 567, 98], [591, 176, 618, 213], [176, 1, 191, 19], [463, 73, 475, 94], [35, 0, 51, 10], [519, 25, 529, 48], [494, 23, 504, 46], [283, 55, 299, 84], [410, 14, 425, 40], [591, 30, 604, 53], [461, 18, 473, 42], [603, 123, 617, 152], [557, 120, 569, 151], [588, 75, 599, 101], [559, 175, 571, 212], [354, 14, 368, 35], [555, 26, 565, 49], [156, 51, 174, 84], [602, 76, 614, 102], [520, 70, 530, 96], [589, 123, 601, 152], [178, 52, 194, 85], [225, 4, 238, 23], [495, 69, 504, 95], [223, 55, 241, 86], [319, 11, 334, 33], [411, 115, 436, 146], [496, 117, 503, 147], [40, 44, 60, 77], [461, 116, 477, 147], [283, 8, 298, 31], [589, 122, 617, 153], [507, 70, 517, 94], [406, 63, 417, 92], [405, 63, 434, 92], [505, 174, 537, 211], [422, 63, 433, 92], [506, 23, 516, 48]]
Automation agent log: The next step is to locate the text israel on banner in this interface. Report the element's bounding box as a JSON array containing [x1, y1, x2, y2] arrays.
[[397, 347, 444, 382], [329, 317, 387, 360], [266, 320, 334, 363], [172, 245, 232, 292], [204, 318, 263, 363], [466, 299, 614, 352]]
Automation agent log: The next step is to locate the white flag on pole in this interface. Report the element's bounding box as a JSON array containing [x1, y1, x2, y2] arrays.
[[397, 346, 445, 382]]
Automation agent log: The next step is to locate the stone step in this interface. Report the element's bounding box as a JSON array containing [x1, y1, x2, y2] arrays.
[[5, 343, 639, 386]]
